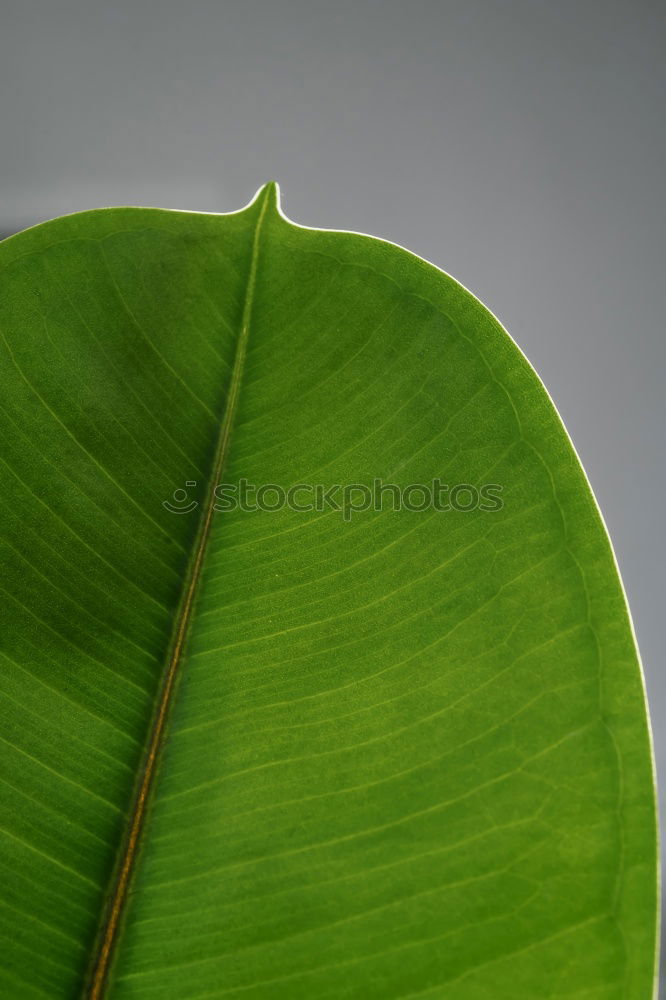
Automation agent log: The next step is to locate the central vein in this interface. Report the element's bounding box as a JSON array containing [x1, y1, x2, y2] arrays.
[[85, 184, 273, 1000]]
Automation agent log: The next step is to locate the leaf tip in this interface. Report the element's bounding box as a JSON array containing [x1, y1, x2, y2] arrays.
[[257, 181, 281, 214]]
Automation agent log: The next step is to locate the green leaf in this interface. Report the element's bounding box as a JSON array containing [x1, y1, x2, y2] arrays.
[[0, 183, 657, 999]]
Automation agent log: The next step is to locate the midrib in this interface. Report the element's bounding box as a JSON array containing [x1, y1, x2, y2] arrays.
[[84, 185, 273, 999]]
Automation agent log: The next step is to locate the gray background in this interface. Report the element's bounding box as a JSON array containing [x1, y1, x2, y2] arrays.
[[2, 0, 664, 984]]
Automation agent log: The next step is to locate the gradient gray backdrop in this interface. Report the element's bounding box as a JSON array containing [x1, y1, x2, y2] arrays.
[[2, 0, 664, 984]]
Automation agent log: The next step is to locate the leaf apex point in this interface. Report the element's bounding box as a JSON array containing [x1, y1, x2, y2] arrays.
[[260, 181, 281, 212]]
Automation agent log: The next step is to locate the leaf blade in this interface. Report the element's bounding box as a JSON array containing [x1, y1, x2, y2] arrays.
[[0, 188, 657, 999]]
